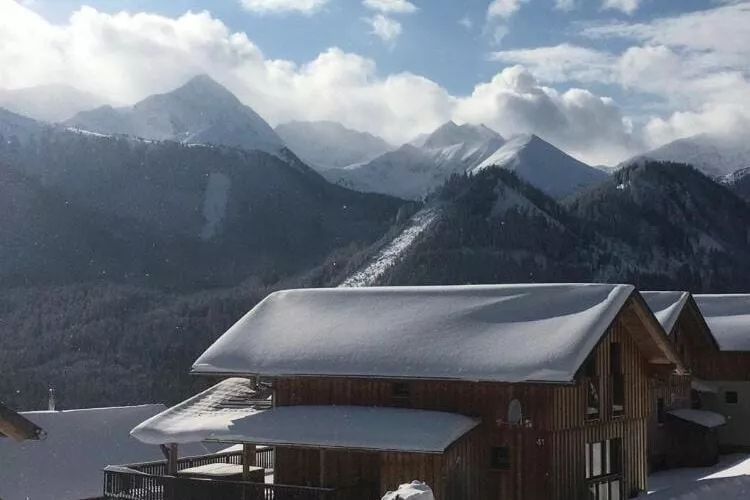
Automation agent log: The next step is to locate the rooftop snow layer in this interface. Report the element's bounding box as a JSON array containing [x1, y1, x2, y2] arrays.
[[193, 284, 636, 382], [0, 405, 209, 500], [668, 409, 726, 428], [137, 404, 478, 453], [641, 291, 691, 334], [693, 294, 750, 351], [131, 378, 268, 445]]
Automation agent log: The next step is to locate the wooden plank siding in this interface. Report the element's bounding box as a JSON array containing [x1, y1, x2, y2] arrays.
[[271, 298, 665, 500]]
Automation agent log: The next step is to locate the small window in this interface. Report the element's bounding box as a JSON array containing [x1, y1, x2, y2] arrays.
[[490, 446, 511, 470], [392, 382, 410, 399], [726, 391, 739, 404], [657, 397, 665, 424]]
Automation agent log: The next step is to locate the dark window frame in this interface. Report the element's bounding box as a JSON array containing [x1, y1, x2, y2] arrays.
[[610, 343, 625, 417], [584, 355, 600, 421], [726, 391, 739, 404], [657, 397, 666, 424], [392, 382, 411, 399], [489, 446, 511, 470]]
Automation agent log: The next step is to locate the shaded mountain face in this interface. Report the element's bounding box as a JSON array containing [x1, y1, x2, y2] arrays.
[[275, 121, 392, 171], [473, 134, 609, 198], [0, 123, 405, 289], [324, 122, 606, 201], [378, 161, 750, 293], [0, 84, 107, 123], [634, 133, 750, 178], [323, 121, 507, 200], [721, 167, 750, 202], [65, 75, 287, 157]]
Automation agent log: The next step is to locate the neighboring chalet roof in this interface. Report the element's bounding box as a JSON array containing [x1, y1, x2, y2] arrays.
[[668, 409, 726, 428], [136, 404, 478, 454], [642, 291, 691, 335], [193, 284, 681, 383], [131, 378, 269, 445], [0, 405, 210, 500], [642, 291, 719, 350], [694, 294, 750, 351], [0, 401, 44, 441]]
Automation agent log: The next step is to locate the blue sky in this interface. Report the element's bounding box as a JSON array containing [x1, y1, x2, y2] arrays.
[[4, 0, 750, 164], [34, 0, 720, 96]]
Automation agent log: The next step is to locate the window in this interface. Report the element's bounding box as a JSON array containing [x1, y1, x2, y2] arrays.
[[610, 343, 624, 417], [585, 438, 621, 479], [691, 390, 702, 410], [657, 397, 665, 424], [585, 356, 600, 421], [392, 382, 410, 399], [490, 446, 511, 470], [726, 391, 739, 404], [586, 439, 622, 500]]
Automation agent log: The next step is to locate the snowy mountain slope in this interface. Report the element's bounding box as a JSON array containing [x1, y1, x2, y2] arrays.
[[65, 75, 287, 157], [324, 121, 506, 200], [0, 107, 46, 143], [636, 133, 750, 178], [0, 84, 107, 123], [473, 134, 609, 198], [275, 121, 392, 171], [339, 206, 440, 287]]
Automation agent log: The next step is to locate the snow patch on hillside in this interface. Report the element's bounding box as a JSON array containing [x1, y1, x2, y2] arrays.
[[339, 207, 439, 287], [200, 172, 231, 240]]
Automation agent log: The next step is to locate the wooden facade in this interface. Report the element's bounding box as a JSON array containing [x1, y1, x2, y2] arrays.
[[271, 296, 674, 500]]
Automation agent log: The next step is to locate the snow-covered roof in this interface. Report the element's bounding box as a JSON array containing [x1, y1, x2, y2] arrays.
[[131, 378, 269, 445], [192, 284, 645, 383], [382, 481, 435, 500], [136, 404, 478, 454], [0, 405, 210, 500], [668, 409, 726, 428], [641, 291, 690, 334], [694, 294, 750, 351]]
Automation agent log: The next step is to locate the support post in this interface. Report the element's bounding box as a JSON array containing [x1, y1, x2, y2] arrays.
[[243, 443, 256, 478], [319, 449, 327, 488], [167, 443, 178, 475]]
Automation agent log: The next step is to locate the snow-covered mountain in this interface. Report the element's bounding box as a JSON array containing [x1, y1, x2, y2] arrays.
[[0, 107, 46, 143], [636, 133, 750, 178], [65, 75, 287, 157], [0, 84, 107, 123], [324, 121, 506, 200], [325, 122, 606, 200], [473, 134, 609, 198], [275, 121, 392, 171]]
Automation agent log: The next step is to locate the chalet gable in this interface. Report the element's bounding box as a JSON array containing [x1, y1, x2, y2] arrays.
[[192, 284, 682, 384], [642, 291, 719, 351]]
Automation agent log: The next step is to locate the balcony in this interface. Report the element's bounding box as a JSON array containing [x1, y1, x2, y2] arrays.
[[102, 447, 375, 500]]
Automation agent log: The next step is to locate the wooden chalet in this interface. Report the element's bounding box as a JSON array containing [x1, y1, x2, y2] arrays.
[[116, 284, 685, 500], [692, 294, 750, 451], [641, 291, 724, 470]]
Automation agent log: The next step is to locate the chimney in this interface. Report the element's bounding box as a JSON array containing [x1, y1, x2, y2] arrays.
[[48, 387, 56, 411]]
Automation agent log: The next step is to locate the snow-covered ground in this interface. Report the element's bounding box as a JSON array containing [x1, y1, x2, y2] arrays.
[[648, 454, 750, 498], [339, 207, 439, 287]]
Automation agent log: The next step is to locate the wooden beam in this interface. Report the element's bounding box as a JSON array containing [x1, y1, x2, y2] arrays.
[[243, 443, 256, 479], [166, 443, 178, 475], [0, 402, 42, 442], [319, 449, 327, 487]]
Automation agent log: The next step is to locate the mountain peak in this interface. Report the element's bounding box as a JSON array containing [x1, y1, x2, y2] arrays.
[[170, 74, 239, 103], [418, 121, 502, 149]]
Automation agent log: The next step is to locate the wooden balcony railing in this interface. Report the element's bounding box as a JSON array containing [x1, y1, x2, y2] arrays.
[[117, 447, 274, 477], [103, 466, 374, 500]]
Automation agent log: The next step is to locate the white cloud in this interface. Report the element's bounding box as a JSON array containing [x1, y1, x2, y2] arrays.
[[489, 24, 510, 46], [458, 15, 473, 30], [0, 0, 642, 164], [491, 44, 616, 83], [239, 0, 329, 15], [555, 0, 579, 12], [487, 0, 530, 19], [601, 0, 641, 15], [364, 14, 402, 45], [362, 0, 417, 14]]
